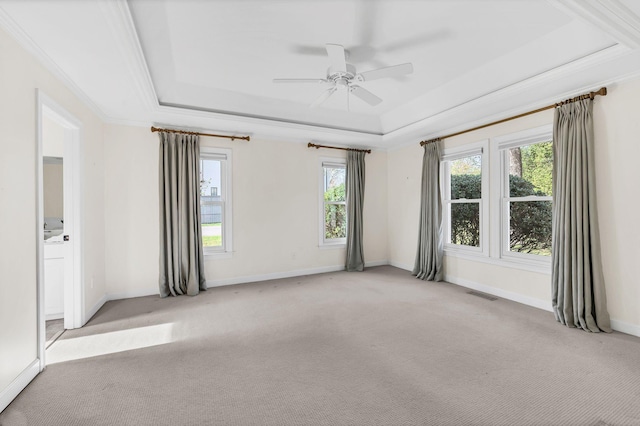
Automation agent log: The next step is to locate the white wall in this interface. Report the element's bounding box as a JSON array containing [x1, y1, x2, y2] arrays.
[[104, 126, 388, 297], [103, 125, 158, 297], [387, 77, 640, 335], [593, 80, 640, 331], [0, 25, 105, 394]]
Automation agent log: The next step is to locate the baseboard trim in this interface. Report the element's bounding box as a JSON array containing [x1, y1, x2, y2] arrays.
[[444, 274, 553, 312], [84, 294, 108, 325], [0, 359, 40, 413], [443, 274, 640, 337], [610, 319, 640, 338], [207, 265, 346, 288], [107, 288, 159, 301], [365, 260, 388, 268], [389, 260, 413, 272]]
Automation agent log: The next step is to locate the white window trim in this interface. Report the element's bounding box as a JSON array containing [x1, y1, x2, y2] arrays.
[[319, 158, 347, 248], [441, 140, 489, 258], [490, 124, 553, 270], [201, 146, 233, 258]]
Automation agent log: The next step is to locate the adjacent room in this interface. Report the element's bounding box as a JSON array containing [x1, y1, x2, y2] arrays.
[[1, 1, 639, 425]]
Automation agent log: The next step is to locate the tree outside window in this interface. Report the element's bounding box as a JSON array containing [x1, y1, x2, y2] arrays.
[[323, 165, 346, 241]]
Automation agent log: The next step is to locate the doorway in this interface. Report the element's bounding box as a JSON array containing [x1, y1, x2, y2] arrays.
[[36, 90, 84, 369]]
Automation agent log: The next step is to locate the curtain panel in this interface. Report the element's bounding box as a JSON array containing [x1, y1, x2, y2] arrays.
[[345, 151, 366, 272], [413, 140, 443, 281], [158, 132, 207, 297], [551, 99, 611, 332]]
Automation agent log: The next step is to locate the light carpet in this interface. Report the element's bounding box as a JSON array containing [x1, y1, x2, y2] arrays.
[[2, 266, 640, 425]]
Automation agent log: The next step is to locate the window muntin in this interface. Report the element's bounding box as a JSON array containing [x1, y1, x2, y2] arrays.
[[442, 148, 486, 253], [322, 162, 346, 244], [200, 149, 231, 255], [502, 140, 553, 258]]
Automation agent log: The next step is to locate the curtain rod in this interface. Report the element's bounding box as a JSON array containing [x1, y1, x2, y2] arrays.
[[308, 142, 371, 154], [151, 126, 250, 141], [420, 87, 607, 146]]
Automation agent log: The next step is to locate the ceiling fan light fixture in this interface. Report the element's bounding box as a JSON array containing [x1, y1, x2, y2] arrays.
[[273, 43, 413, 109]]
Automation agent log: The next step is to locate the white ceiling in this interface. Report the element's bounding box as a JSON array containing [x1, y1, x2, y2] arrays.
[[1, 0, 640, 148]]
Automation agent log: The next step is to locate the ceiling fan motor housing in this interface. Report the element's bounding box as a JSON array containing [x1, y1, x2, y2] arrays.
[[327, 63, 357, 84]]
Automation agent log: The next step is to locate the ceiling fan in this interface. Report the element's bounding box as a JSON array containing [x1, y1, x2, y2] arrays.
[[273, 44, 413, 109]]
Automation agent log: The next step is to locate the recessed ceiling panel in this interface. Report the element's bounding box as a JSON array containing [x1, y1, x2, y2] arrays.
[[128, 0, 605, 133], [0, 0, 635, 144]]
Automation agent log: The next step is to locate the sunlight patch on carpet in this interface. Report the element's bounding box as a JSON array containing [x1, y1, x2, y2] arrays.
[[46, 323, 175, 364]]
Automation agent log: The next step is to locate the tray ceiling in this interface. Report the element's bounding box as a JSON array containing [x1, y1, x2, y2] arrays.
[[1, 0, 640, 148]]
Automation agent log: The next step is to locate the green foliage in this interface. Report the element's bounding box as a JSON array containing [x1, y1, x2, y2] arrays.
[[450, 155, 481, 176], [450, 174, 552, 254], [202, 235, 222, 247], [520, 142, 553, 196], [325, 182, 345, 202], [450, 174, 481, 246], [451, 173, 481, 200], [325, 183, 346, 239], [508, 175, 552, 254]]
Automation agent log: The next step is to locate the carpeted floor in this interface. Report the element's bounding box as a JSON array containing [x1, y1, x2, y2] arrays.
[[2, 266, 640, 425]]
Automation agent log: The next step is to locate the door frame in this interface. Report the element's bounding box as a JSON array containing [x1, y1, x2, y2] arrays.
[[36, 90, 84, 370]]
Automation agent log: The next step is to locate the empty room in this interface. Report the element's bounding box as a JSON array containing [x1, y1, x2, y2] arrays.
[[1, 1, 640, 425]]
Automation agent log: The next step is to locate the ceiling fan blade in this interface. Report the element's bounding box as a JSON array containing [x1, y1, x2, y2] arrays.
[[357, 63, 414, 82], [273, 78, 327, 84], [326, 44, 347, 73], [350, 85, 382, 106], [310, 86, 337, 108]]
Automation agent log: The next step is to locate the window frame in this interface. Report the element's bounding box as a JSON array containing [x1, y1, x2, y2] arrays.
[[491, 125, 552, 269], [319, 158, 347, 248], [200, 146, 232, 258], [441, 140, 489, 258]]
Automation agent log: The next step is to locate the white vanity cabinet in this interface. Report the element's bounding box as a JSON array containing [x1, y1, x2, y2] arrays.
[[44, 242, 64, 319]]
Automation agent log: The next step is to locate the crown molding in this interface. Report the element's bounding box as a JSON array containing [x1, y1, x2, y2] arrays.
[[97, 0, 158, 111], [0, 5, 108, 122], [549, 0, 640, 49], [381, 42, 632, 147]]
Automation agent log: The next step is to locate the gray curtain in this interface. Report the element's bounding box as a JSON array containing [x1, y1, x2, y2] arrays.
[[413, 140, 443, 281], [552, 99, 610, 332], [158, 132, 207, 297], [345, 151, 365, 272]]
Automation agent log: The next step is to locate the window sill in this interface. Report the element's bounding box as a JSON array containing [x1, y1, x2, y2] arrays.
[[319, 242, 346, 250], [444, 249, 551, 275], [204, 251, 233, 259]]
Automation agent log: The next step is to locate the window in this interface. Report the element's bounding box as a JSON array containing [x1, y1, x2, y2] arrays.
[[200, 147, 232, 256], [500, 138, 552, 259], [441, 142, 488, 255], [320, 160, 346, 246]]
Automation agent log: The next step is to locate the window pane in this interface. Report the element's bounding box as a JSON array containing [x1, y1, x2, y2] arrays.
[[325, 203, 346, 239], [202, 220, 222, 247], [509, 201, 552, 255], [200, 158, 223, 248], [450, 203, 480, 247], [201, 159, 222, 198], [450, 155, 481, 199], [509, 141, 553, 197], [324, 167, 345, 202]]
